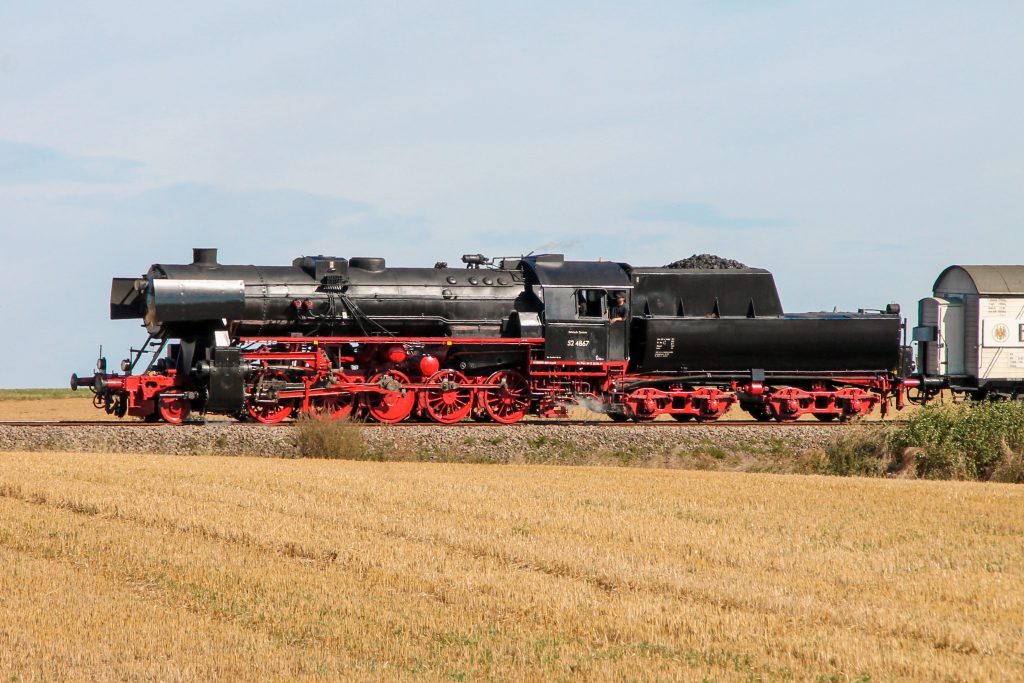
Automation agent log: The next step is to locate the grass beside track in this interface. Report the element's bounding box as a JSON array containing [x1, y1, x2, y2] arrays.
[[1, 451, 1021, 681], [0, 389, 78, 400]]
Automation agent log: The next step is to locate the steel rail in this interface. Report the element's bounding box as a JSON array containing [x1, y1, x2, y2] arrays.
[[0, 419, 898, 428]]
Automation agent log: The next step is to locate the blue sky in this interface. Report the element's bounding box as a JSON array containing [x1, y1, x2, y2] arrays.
[[1, 1, 1022, 387]]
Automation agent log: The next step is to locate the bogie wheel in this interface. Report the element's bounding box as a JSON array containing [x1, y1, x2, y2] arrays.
[[423, 370, 475, 424], [366, 371, 416, 423], [671, 414, 694, 422], [607, 409, 630, 422], [483, 370, 530, 424], [814, 414, 839, 422], [158, 397, 191, 424]]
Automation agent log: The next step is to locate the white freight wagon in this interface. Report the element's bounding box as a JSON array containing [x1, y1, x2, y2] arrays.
[[914, 265, 1024, 398]]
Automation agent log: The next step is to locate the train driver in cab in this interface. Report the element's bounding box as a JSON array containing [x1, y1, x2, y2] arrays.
[[609, 292, 627, 323]]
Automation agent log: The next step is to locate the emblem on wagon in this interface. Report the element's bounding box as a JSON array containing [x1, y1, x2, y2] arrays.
[[993, 323, 1009, 343]]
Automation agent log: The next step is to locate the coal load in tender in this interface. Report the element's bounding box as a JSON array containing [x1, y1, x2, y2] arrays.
[[663, 254, 747, 269]]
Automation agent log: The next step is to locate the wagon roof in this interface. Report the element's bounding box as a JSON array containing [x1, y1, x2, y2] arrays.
[[935, 265, 1024, 295]]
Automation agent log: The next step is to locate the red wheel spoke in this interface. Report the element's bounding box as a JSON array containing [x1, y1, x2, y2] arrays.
[[301, 374, 357, 420], [483, 371, 529, 424], [423, 370, 474, 424], [366, 371, 415, 423], [248, 403, 293, 424], [247, 369, 295, 424]]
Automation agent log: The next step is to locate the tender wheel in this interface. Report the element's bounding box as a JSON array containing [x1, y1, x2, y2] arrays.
[[624, 388, 668, 422], [768, 387, 810, 422], [671, 414, 694, 422], [366, 371, 416, 423], [483, 370, 530, 424], [423, 370, 474, 424], [158, 397, 191, 424], [607, 410, 630, 422], [814, 414, 839, 422]]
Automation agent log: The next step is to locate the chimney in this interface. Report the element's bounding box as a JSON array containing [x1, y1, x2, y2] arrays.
[[192, 248, 218, 267]]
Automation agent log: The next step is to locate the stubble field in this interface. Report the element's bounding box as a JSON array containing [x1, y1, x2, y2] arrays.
[[1, 450, 1021, 681]]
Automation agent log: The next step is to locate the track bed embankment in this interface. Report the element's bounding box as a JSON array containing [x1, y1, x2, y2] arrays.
[[0, 422, 868, 467]]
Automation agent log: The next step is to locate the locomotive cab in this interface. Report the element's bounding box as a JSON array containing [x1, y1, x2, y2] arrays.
[[522, 255, 632, 362]]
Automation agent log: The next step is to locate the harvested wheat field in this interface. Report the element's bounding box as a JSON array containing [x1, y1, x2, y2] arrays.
[[1, 452, 1021, 681], [0, 390, 119, 422]]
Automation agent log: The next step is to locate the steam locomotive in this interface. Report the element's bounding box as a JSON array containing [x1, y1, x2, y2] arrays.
[[71, 248, 910, 424]]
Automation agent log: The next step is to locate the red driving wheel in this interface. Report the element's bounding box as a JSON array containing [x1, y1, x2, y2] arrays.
[[304, 394, 356, 420], [483, 370, 530, 424], [422, 370, 474, 424], [302, 374, 357, 420], [366, 371, 416, 423], [247, 370, 295, 424], [248, 401, 294, 424]]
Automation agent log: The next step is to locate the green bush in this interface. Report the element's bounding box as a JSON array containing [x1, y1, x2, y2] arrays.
[[294, 414, 367, 459], [888, 401, 1024, 481]]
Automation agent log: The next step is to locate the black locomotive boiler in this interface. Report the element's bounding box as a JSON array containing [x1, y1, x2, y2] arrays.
[[72, 248, 907, 424]]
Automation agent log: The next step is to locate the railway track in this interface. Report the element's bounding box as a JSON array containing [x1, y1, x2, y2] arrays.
[[0, 418, 892, 428]]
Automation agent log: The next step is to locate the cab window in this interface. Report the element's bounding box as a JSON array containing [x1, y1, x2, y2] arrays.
[[575, 289, 606, 319]]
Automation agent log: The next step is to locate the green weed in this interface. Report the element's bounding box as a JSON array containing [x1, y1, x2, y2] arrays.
[[889, 401, 1024, 480], [293, 414, 367, 459]]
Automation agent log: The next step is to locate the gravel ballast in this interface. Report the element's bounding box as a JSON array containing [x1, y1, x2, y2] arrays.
[[0, 422, 863, 467]]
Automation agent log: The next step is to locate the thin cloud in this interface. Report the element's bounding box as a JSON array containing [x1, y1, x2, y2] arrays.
[[630, 201, 785, 230], [0, 140, 143, 185]]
